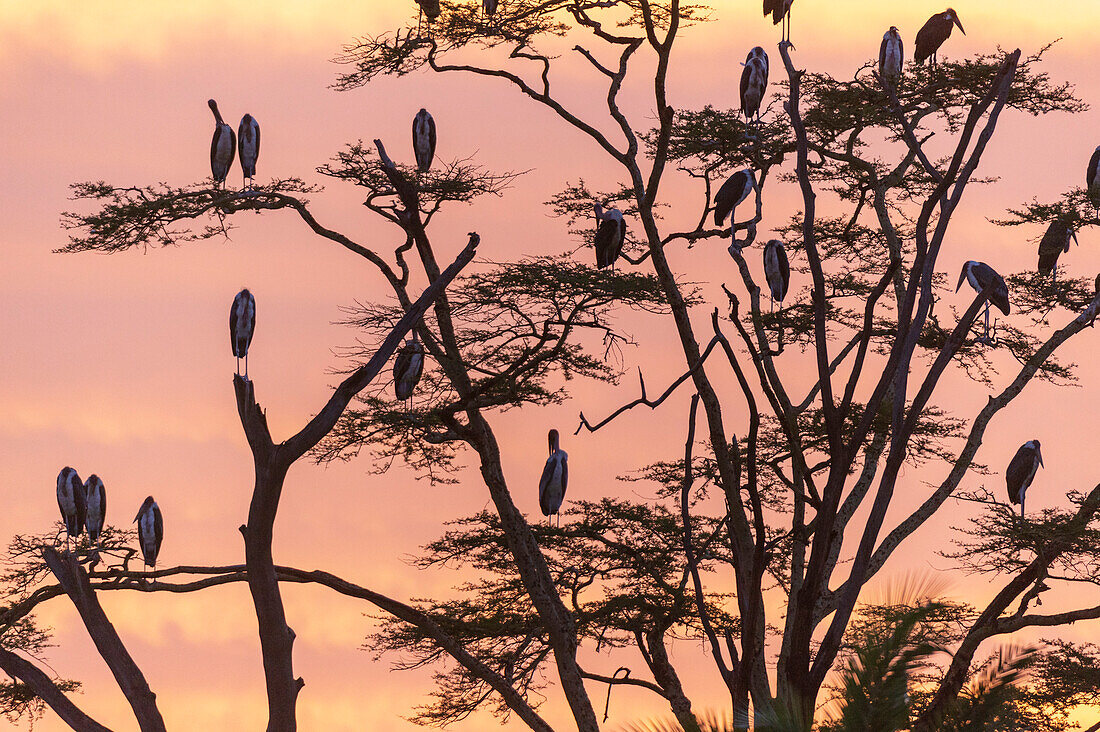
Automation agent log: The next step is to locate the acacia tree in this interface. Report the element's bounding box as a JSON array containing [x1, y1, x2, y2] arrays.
[[4, 2, 1100, 731]]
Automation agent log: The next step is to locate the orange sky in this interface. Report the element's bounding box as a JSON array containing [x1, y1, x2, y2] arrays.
[[2, 1, 1100, 730]]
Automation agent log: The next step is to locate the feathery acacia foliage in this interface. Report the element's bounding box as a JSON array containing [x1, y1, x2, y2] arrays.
[[8, 1, 1100, 730]]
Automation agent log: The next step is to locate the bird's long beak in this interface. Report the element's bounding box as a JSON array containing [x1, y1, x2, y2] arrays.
[[1037, 446, 1044, 468], [954, 17, 966, 35], [1072, 231, 1080, 248], [955, 269, 967, 293]]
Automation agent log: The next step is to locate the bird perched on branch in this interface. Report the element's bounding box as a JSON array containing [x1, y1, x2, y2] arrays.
[[879, 27, 904, 86], [414, 0, 441, 35], [740, 47, 769, 121], [413, 108, 436, 173], [763, 0, 794, 43], [237, 114, 260, 191], [593, 203, 626, 269], [539, 429, 568, 526], [83, 475, 106, 546], [914, 9, 965, 68], [1037, 218, 1078, 278], [134, 496, 163, 570], [763, 239, 790, 310], [1006, 440, 1043, 517], [394, 332, 425, 405], [714, 169, 755, 228], [1087, 146, 1100, 212], [208, 99, 236, 189], [957, 260, 1009, 345], [56, 467, 86, 553], [230, 289, 256, 379]]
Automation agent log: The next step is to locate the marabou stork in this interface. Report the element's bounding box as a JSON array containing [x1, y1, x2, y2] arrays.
[[56, 467, 86, 552], [1087, 146, 1100, 212], [714, 169, 755, 228], [740, 48, 769, 121], [413, 108, 437, 173], [538, 429, 568, 526], [393, 332, 425, 405], [484, 0, 498, 16], [763, 239, 790, 310], [208, 100, 236, 189], [237, 114, 260, 191], [1037, 218, 1078, 278], [593, 203, 626, 269], [134, 496, 163, 571], [1006, 440, 1043, 517], [83, 475, 106, 546], [763, 0, 794, 44], [914, 9, 964, 68], [230, 289, 256, 379], [879, 27, 904, 86], [956, 260, 1009, 345], [414, 0, 441, 35]]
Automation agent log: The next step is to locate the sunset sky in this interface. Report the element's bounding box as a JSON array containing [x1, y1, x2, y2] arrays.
[[2, 1, 1100, 730]]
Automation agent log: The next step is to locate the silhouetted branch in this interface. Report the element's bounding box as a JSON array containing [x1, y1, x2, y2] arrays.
[[0, 649, 109, 732], [42, 548, 165, 732], [574, 335, 722, 434]]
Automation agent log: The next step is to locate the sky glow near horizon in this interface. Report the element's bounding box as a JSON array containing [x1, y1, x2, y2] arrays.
[[2, 1, 1100, 729]]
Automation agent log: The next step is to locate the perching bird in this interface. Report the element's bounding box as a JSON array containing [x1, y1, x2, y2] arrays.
[[413, 108, 436, 173], [83, 475, 106, 546], [230, 289, 256, 378], [56, 467, 86, 552], [416, 0, 441, 18], [763, 239, 790, 309], [956, 261, 1010, 315], [393, 332, 425, 403], [237, 114, 260, 190], [763, 0, 794, 43], [914, 9, 965, 68], [134, 496, 163, 570], [538, 429, 568, 525], [879, 27, 904, 86], [208, 99, 236, 189], [957, 260, 1009, 344], [1037, 219, 1078, 277], [593, 203, 626, 269], [1006, 440, 1043, 517], [1087, 146, 1100, 212], [483, 0, 498, 16], [740, 48, 769, 121], [414, 0, 441, 34], [714, 169, 755, 227]]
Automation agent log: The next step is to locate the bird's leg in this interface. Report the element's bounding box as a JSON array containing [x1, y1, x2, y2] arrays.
[[245, 353, 249, 380]]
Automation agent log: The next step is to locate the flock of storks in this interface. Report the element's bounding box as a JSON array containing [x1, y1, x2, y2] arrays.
[[53, 4, 1091, 563], [55, 467, 161, 569]]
